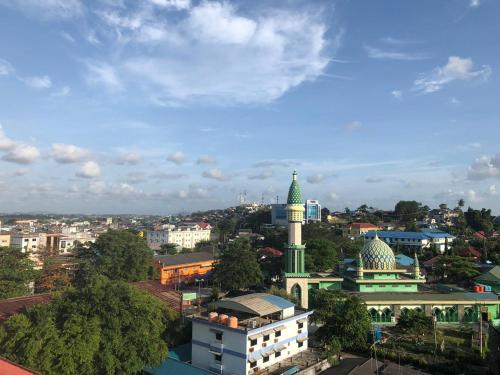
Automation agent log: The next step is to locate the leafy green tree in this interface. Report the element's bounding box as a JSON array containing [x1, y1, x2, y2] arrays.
[[458, 198, 465, 208], [217, 217, 238, 242], [0, 247, 36, 299], [305, 239, 338, 272], [75, 229, 154, 283], [464, 207, 494, 233], [213, 238, 263, 291], [434, 256, 480, 283], [395, 200, 424, 222], [397, 309, 433, 338], [313, 290, 371, 351], [0, 276, 172, 375], [158, 243, 178, 255], [268, 286, 298, 305]]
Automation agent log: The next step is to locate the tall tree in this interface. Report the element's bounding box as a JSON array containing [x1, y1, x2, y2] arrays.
[[397, 309, 433, 338], [313, 290, 371, 351], [213, 238, 263, 291], [0, 276, 172, 375], [0, 247, 36, 299], [464, 207, 494, 233], [434, 256, 480, 283], [75, 229, 154, 283], [395, 200, 423, 222], [305, 239, 338, 272]]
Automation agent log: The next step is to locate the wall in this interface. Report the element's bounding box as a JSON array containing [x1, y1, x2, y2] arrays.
[[359, 283, 418, 293]]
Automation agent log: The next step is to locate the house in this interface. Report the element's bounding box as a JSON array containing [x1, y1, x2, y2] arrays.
[[155, 252, 215, 287], [189, 293, 312, 375], [460, 247, 482, 261], [342, 223, 381, 238], [395, 253, 414, 267], [364, 230, 455, 253], [475, 266, 500, 293], [0, 357, 41, 375]]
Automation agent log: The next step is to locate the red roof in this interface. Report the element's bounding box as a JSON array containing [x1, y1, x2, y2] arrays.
[[0, 294, 52, 323], [347, 223, 379, 229], [423, 256, 441, 267], [474, 231, 500, 239], [460, 246, 481, 258], [132, 280, 183, 313], [0, 357, 41, 374], [197, 222, 211, 230], [258, 247, 283, 257]]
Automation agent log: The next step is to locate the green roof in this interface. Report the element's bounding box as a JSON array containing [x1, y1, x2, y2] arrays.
[[476, 266, 500, 284], [287, 171, 303, 205]]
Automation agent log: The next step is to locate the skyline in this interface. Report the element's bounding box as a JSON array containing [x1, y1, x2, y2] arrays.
[[0, 0, 499, 215]]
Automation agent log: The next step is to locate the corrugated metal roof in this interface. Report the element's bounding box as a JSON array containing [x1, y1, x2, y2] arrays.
[[215, 293, 294, 316]]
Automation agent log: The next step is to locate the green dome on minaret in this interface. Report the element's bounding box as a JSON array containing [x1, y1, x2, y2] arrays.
[[287, 171, 303, 204]]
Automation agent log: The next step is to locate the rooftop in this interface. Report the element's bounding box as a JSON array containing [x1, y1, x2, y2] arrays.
[[155, 252, 214, 267], [0, 294, 52, 322], [214, 293, 294, 316], [365, 230, 454, 240]]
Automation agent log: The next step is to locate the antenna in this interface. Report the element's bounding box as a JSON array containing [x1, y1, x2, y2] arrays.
[[276, 195, 279, 204], [261, 193, 264, 205]]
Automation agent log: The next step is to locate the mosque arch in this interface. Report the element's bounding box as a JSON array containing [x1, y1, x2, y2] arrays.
[[444, 306, 458, 322], [368, 308, 379, 323], [400, 307, 410, 319], [380, 307, 393, 323], [464, 307, 476, 323], [291, 284, 302, 303], [433, 307, 445, 322]]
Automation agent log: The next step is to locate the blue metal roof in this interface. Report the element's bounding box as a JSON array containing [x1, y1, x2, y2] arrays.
[[395, 253, 414, 266], [364, 230, 454, 240], [144, 345, 213, 375], [263, 294, 295, 309]]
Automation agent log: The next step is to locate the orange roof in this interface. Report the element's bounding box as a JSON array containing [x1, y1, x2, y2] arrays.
[[347, 223, 379, 229], [0, 294, 52, 322], [0, 357, 41, 374]]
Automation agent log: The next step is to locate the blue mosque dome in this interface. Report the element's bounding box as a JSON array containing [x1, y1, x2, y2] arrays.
[[360, 234, 396, 270]]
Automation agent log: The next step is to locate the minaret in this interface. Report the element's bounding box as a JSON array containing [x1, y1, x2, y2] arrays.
[[284, 171, 307, 276], [414, 252, 420, 279], [357, 252, 364, 279]]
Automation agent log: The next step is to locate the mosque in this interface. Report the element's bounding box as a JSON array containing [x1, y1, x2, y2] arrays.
[[282, 172, 500, 326]]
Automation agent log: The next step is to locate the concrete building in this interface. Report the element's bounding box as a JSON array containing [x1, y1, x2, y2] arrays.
[[155, 252, 215, 287], [363, 230, 455, 253], [147, 223, 211, 250], [270, 204, 287, 226], [0, 232, 10, 248], [342, 223, 381, 238], [10, 234, 40, 253], [190, 293, 312, 375], [304, 200, 321, 223]]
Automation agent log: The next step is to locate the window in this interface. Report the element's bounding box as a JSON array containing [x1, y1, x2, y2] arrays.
[[250, 339, 257, 346], [298, 322, 304, 329], [214, 354, 222, 362], [298, 341, 304, 348], [215, 332, 223, 341], [275, 330, 281, 338], [263, 356, 269, 363], [250, 361, 257, 368], [275, 351, 281, 358], [263, 334, 270, 342]]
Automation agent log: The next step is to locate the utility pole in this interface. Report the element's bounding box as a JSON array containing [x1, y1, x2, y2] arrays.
[[479, 308, 483, 357]]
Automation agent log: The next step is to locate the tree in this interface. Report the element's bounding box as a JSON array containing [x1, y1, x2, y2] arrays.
[[434, 256, 480, 283], [395, 200, 424, 222], [0, 247, 36, 299], [458, 198, 465, 209], [268, 286, 298, 305], [313, 290, 371, 351], [305, 239, 338, 272], [213, 238, 263, 291], [217, 217, 238, 243], [35, 256, 72, 293], [464, 207, 494, 233], [158, 243, 178, 255], [397, 309, 433, 338], [75, 230, 154, 283], [321, 207, 330, 222], [0, 276, 172, 375]]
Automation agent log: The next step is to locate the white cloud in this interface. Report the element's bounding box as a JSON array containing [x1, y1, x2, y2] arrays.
[[197, 155, 216, 165], [366, 176, 383, 183], [202, 168, 228, 181], [306, 174, 325, 184], [126, 172, 146, 184], [489, 185, 497, 196], [414, 56, 491, 94], [21, 75, 52, 89], [85, 61, 122, 91], [345, 120, 363, 131], [76, 161, 101, 178], [467, 153, 500, 180], [0, 59, 14, 76], [391, 90, 403, 100], [177, 183, 209, 199], [117, 152, 143, 165], [60, 31, 75, 43], [120, 1, 333, 104], [0, 127, 15, 151], [51, 86, 71, 97], [14, 168, 30, 176], [87, 180, 106, 194], [148, 0, 191, 10], [470, 0, 480, 7], [330, 192, 339, 200], [50, 143, 90, 163], [167, 151, 186, 164], [2, 144, 40, 164], [467, 189, 482, 203], [249, 170, 273, 180], [364, 45, 428, 61], [0, 0, 83, 19]]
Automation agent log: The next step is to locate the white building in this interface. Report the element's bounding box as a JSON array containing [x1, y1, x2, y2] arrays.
[[364, 230, 455, 254], [190, 293, 312, 375], [10, 233, 40, 253], [146, 223, 211, 250]]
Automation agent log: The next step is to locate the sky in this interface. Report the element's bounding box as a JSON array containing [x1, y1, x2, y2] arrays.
[[0, 0, 499, 215]]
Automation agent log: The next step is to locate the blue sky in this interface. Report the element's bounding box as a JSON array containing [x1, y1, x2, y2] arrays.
[[0, 0, 499, 215]]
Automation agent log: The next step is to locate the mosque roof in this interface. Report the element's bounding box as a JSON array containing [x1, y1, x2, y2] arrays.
[[287, 171, 303, 205], [360, 234, 396, 270]]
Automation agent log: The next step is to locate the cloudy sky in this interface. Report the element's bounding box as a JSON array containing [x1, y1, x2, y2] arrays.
[[0, 0, 499, 215]]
